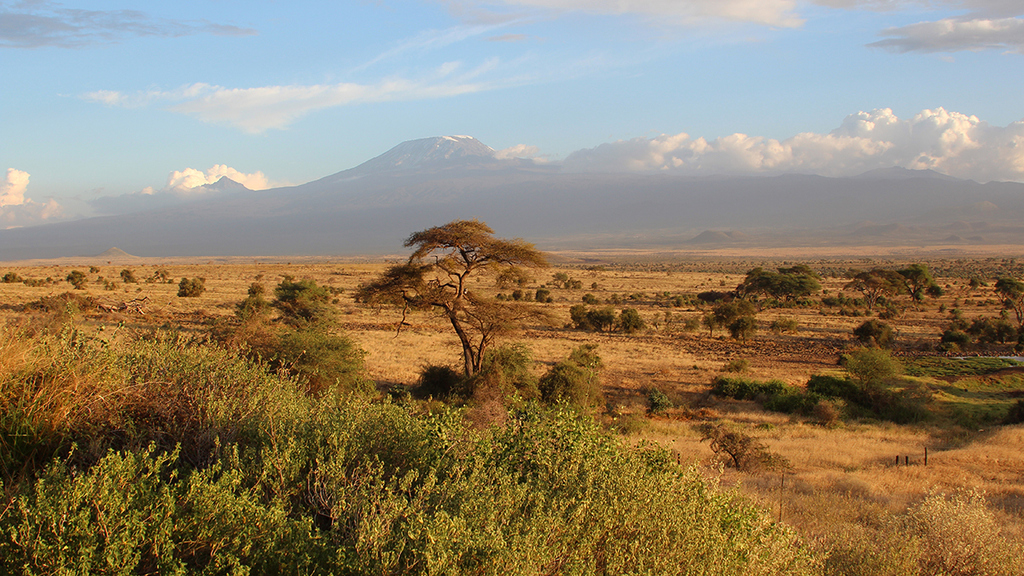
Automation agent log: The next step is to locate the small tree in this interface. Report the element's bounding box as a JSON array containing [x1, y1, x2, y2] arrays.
[[357, 219, 548, 377], [845, 269, 908, 310], [995, 277, 1024, 328], [177, 277, 205, 297], [898, 264, 942, 307], [617, 308, 645, 334], [728, 315, 757, 340], [119, 269, 138, 284]]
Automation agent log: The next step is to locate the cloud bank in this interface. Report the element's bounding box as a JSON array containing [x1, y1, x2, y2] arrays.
[[83, 59, 512, 133], [562, 108, 1024, 182], [0, 2, 256, 49], [155, 165, 277, 195], [1, 169, 63, 228], [89, 164, 286, 215], [870, 17, 1024, 53]]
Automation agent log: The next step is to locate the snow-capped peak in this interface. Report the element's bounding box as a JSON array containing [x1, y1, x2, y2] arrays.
[[350, 136, 497, 174]]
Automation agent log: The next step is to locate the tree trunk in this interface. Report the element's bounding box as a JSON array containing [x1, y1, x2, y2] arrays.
[[447, 310, 478, 377]]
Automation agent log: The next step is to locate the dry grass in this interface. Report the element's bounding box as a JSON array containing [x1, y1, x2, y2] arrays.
[[3, 255, 1024, 546]]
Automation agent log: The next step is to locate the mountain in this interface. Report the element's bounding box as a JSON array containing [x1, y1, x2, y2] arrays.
[[2, 136, 1024, 260]]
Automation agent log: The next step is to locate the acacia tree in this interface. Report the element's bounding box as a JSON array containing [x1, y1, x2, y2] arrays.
[[736, 265, 821, 304], [844, 269, 907, 310], [898, 264, 943, 308], [357, 219, 548, 377], [995, 277, 1024, 328]]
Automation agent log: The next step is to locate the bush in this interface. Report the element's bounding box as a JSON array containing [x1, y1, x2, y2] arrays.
[[539, 345, 604, 408], [272, 328, 368, 396], [119, 269, 137, 283], [827, 490, 1024, 576], [806, 374, 859, 400], [843, 347, 901, 385], [940, 329, 972, 351], [647, 387, 673, 414], [853, 319, 895, 348], [586, 307, 616, 332], [534, 288, 552, 303], [66, 270, 87, 290], [1005, 399, 1024, 424], [617, 308, 646, 334], [273, 277, 332, 325], [968, 317, 1018, 344], [461, 343, 540, 405], [723, 358, 749, 373], [728, 315, 757, 340], [177, 277, 206, 297], [770, 317, 799, 334], [415, 364, 463, 400], [696, 422, 788, 471], [2, 271, 22, 283], [236, 282, 270, 322]]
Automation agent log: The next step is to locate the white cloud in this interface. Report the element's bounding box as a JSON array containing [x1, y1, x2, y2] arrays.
[[164, 165, 275, 193], [0, 169, 65, 228], [562, 108, 1024, 182], [0, 168, 30, 207], [494, 144, 542, 159], [467, 0, 804, 27], [88, 163, 285, 215], [869, 17, 1024, 53], [82, 60, 516, 133]]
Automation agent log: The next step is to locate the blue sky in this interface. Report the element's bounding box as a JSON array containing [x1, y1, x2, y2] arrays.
[[2, 0, 1024, 227]]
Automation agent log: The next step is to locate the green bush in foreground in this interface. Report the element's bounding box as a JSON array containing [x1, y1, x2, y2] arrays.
[[1, 331, 819, 575]]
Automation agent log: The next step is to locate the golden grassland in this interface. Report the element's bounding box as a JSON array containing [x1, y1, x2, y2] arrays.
[[2, 254, 1023, 545]]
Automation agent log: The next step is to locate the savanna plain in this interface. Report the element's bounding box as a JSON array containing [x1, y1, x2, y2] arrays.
[[2, 248, 1023, 575]]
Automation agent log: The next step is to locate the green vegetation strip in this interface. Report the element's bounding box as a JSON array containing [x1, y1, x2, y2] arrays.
[[903, 357, 1023, 378]]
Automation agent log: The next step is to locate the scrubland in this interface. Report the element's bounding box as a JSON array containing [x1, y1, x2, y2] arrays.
[[1, 254, 1023, 574]]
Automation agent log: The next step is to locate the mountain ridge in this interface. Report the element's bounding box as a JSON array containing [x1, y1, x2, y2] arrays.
[[3, 136, 1024, 260]]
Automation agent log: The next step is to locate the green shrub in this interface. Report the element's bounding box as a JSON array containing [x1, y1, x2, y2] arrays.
[[273, 277, 332, 325], [711, 376, 790, 401], [534, 288, 552, 303], [940, 329, 972, 351], [539, 345, 603, 408], [236, 282, 270, 321], [586, 307, 616, 332], [806, 374, 859, 399], [617, 307, 646, 334], [273, 327, 368, 396], [2, 271, 22, 283], [852, 319, 895, 348], [177, 277, 206, 297], [415, 364, 463, 399], [728, 315, 757, 339], [1, 331, 821, 575], [647, 387, 673, 414], [119, 268, 137, 283], [843, 347, 901, 384], [460, 343, 540, 405]]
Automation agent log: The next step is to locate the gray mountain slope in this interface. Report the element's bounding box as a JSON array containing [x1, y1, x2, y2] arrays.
[[3, 136, 1024, 259]]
